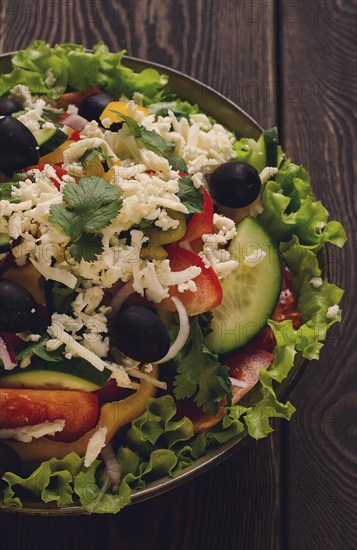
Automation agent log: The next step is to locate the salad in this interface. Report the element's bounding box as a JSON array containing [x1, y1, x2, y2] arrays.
[[0, 42, 346, 513]]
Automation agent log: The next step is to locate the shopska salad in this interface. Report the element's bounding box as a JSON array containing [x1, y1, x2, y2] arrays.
[[0, 42, 346, 513]]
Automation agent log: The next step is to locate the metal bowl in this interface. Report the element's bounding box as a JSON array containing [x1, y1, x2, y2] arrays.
[[0, 52, 306, 515]]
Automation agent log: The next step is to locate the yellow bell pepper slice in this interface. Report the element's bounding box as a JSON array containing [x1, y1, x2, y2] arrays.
[[103, 160, 121, 182], [7, 366, 158, 462], [100, 101, 149, 128], [39, 139, 75, 165]]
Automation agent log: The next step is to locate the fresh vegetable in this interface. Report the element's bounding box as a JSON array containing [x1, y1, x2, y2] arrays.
[[208, 216, 282, 354], [57, 87, 101, 110], [0, 42, 346, 515], [0, 356, 111, 391], [49, 175, 123, 261], [0, 116, 39, 175], [0, 388, 99, 442], [31, 127, 68, 157], [158, 245, 223, 316], [182, 186, 214, 242]]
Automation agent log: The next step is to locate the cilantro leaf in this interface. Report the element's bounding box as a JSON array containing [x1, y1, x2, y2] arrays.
[[177, 176, 204, 214], [49, 204, 77, 238], [50, 176, 122, 262], [62, 176, 120, 209], [173, 316, 232, 414], [167, 153, 188, 172], [70, 233, 103, 262]]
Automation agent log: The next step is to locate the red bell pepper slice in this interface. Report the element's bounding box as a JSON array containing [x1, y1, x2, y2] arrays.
[[22, 164, 69, 190], [0, 388, 99, 443], [181, 186, 214, 243], [158, 244, 222, 316]]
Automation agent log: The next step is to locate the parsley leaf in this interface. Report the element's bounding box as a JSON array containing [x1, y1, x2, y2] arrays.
[[177, 176, 204, 214], [173, 316, 232, 415], [49, 176, 122, 262]]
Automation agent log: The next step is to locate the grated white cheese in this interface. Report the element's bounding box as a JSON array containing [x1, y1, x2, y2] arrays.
[[0, 420, 65, 442], [310, 277, 323, 288], [326, 304, 340, 320], [84, 427, 108, 468]]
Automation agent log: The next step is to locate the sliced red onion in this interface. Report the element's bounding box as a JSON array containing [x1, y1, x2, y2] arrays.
[[126, 367, 167, 390], [101, 444, 122, 494], [110, 280, 134, 316], [63, 113, 89, 133], [156, 296, 190, 364], [0, 335, 17, 370]]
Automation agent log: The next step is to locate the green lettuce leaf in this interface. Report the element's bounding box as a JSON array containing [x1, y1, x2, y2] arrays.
[[0, 41, 167, 104], [258, 160, 347, 250]]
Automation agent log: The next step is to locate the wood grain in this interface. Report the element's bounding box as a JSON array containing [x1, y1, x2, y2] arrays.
[[279, 0, 357, 548]]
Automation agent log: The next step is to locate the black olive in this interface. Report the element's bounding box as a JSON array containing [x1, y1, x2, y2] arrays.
[[208, 161, 262, 208], [112, 305, 170, 363], [0, 442, 22, 478], [0, 116, 39, 176], [0, 279, 41, 332], [0, 97, 23, 116], [78, 92, 115, 124]]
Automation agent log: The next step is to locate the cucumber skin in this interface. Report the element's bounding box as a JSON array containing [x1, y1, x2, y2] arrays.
[[33, 128, 68, 157], [208, 216, 282, 355], [0, 357, 111, 391], [0, 233, 11, 253]]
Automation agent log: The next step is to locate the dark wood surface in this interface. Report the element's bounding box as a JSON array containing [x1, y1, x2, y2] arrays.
[[0, 1, 356, 549]]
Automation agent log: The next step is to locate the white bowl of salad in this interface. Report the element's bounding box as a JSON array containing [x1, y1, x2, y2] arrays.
[[0, 42, 346, 514]]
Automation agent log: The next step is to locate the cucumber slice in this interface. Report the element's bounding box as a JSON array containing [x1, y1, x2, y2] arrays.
[[0, 233, 10, 253], [0, 356, 111, 391], [235, 127, 279, 172], [32, 127, 68, 157], [207, 216, 282, 355], [263, 127, 279, 167]]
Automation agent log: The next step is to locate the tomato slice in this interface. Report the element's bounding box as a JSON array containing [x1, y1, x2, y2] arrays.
[[94, 380, 133, 404], [182, 186, 214, 243], [257, 266, 302, 353], [0, 389, 98, 443], [175, 346, 273, 433], [57, 87, 101, 110], [158, 244, 222, 315], [22, 164, 69, 190], [226, 346, 273, 404]]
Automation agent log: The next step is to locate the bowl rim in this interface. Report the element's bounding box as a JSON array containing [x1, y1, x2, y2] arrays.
[[0, 50, 306, 516]]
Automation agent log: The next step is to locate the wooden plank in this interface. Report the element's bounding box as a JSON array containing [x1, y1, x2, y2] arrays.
[[0, 1, 285, 549], [279, 1, 357, 548]]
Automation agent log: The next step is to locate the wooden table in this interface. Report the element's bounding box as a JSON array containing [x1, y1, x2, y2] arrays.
[[1, 1, 356, 548]]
